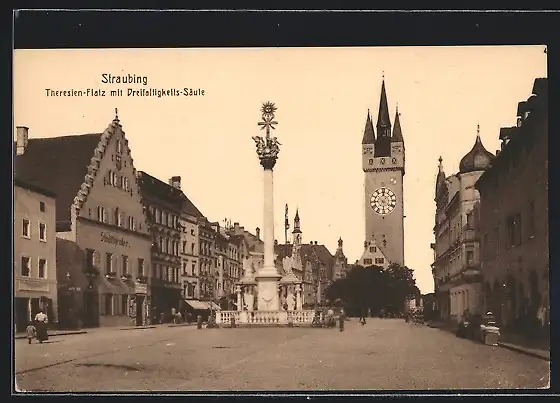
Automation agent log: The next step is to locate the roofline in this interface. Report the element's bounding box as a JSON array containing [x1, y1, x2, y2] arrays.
[[14, 178, 57, 198]]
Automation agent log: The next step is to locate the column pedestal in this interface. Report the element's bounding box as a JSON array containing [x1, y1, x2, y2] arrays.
[[255, 273, 282, 311]]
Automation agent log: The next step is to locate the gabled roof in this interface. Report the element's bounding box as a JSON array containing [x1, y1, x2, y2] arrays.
[[14, 133, 103, 226], [274, 243, 293, 260], [244, 230, 264, 253], [181, 194, 205, 219], [137, 171, 184, 212]]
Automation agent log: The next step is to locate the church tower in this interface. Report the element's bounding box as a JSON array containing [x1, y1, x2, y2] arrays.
[[362, 77, 405, 267], [292, 208, 302, 254]]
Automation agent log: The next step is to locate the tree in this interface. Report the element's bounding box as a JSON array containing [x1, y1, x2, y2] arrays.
[[324, 263, 418, 316]]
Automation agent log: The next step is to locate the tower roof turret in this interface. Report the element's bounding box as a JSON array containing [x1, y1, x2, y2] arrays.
[[459, 125, 495, 173], [435, 156, 446, 197], [392, 104, 403, 142], [362, 110, 376, 144]]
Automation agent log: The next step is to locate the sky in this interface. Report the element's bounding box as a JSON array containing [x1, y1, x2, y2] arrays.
[[13, 46, 547, 294]]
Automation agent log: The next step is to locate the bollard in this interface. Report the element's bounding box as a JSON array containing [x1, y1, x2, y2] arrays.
[[197, 315, 203, 330]]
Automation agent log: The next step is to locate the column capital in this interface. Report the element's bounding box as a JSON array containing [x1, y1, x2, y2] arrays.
[[260, 157, 277, 170]]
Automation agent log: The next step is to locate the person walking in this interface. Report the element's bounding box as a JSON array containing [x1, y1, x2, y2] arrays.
[[34, 310, 49, 343], [26, 322, 36, 344], [339, 309, 345, 332]]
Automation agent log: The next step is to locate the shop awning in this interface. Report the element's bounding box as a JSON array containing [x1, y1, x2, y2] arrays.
[[207, 302, 221, 310], [184, 300, 210, 310]]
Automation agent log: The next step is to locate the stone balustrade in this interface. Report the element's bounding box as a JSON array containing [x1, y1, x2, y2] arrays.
[[216, 310, 316, 326]]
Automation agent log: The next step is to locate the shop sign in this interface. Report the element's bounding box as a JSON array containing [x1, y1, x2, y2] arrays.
[[135, 282, 148, 295], [101, 231, 130, 247]]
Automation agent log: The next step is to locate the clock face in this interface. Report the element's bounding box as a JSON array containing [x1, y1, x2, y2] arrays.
[[370, 187, 397, 215]]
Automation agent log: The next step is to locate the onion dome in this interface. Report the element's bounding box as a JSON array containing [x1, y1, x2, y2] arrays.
[[459, 125, 495, 173]]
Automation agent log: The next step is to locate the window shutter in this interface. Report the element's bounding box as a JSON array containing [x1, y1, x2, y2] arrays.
[[114, 254, 119, 275], [93, 250, 101, 269]]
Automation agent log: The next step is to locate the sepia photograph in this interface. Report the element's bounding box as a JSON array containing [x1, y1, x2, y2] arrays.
[[13, 44, 549, 392]]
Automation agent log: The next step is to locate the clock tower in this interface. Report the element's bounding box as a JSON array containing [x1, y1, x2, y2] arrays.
[[362, 78, 405, 267]]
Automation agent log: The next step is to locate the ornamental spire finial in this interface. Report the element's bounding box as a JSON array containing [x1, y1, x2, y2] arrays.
[[115, 108, 119, 120], [252, 102, 281, 169]]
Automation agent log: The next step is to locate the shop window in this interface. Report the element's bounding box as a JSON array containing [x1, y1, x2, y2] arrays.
[[102, 294, 113, 316], [121, 295, 128, 315]]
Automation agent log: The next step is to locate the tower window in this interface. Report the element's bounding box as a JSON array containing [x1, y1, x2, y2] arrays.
[[369, 246, 377, 253]]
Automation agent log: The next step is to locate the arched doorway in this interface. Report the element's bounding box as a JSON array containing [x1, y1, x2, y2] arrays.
[[517, 281, 526, 331], [506, 275, 517, 329], [529, 270, 540, 317], [492, 279, 502, 326], [483, 282, 492, 314]]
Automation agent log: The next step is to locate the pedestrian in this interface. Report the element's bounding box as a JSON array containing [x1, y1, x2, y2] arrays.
[[26, 322, 36, 344], [339, 310, 345, 332], [34, 310, 49, 343]]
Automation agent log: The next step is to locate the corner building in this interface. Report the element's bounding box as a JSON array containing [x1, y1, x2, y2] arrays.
[[137, 172, 183, 324], [13, 177, 58, 331], [475, 78, 548, 331], [361, 78, 405, 267], [432, 128, 494, 322], [14, 114, 153, 328]]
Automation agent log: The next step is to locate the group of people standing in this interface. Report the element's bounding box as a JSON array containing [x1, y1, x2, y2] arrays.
[[25, 310, 49, 344]]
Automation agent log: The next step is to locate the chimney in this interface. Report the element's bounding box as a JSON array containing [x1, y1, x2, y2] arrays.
[[496, 149, 501, 156], [234, 222, 240, 234], [255, 227, 260, 240], [16, 126, 29, 156], [169, 176, 181, 190]]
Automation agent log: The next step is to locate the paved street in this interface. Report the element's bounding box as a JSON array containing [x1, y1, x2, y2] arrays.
[[15, 319, 549, 392]]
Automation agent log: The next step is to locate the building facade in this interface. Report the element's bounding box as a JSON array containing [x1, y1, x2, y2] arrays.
[[359, 238, 389, 270], [14, 116, 153, 328], [475, 78, 548, 331], [198, 217, 216, 302], [432, 129, 494, 322], [362, 78, 406, 266], [14, 178, 58, 331], [138, 172, 183, 324], [178, 185, 204, 301]]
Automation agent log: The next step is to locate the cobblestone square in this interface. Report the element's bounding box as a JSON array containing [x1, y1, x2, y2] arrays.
[[15, 319, 549, 392]]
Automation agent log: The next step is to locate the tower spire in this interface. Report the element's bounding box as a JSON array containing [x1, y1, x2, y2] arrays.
[[293, 208, 301, 234], [392, 104, 403, 142], [374, 77, 392, 157], [362, 109, 376, 144], [376, 77, 391, 133]]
